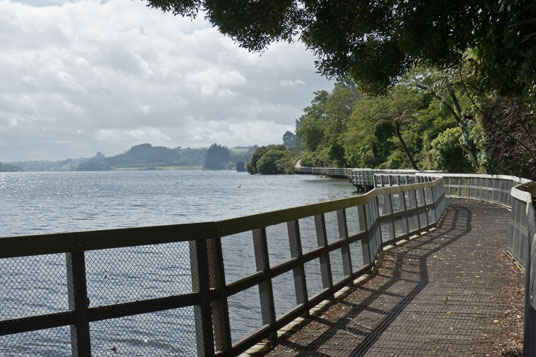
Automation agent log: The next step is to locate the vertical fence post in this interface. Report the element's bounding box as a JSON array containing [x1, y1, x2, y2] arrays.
[[375, 196, 384, 245], [421, 187, 430, 228], [337, 209, 353, 279], [66, 251, 91, 357], [206, 237, 232, 353], [410, 188, 421, 231], [386, 193, 396, 242], [400, 190, 410, 238], [189, 240, 215, 356], [430, 184, 438, 224], [252, 228, 277, 342], [314, 214, 333, 291], [358, 204, 372, 267], [287, 220, 309, 310]]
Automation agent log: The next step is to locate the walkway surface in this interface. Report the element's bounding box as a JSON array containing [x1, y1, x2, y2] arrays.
[[264, 200, 524, 356]]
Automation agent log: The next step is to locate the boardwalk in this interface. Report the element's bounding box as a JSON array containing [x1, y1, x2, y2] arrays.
[[264, 200, 524, 356]]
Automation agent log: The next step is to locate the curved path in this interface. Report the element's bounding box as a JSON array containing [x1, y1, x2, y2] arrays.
[[263, 200, 524, 356]]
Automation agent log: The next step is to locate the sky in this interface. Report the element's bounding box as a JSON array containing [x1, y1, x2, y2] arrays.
[[0, 0, 333, 161]]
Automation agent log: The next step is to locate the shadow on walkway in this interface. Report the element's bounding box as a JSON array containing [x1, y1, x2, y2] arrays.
[[264, 201, 522, 355]]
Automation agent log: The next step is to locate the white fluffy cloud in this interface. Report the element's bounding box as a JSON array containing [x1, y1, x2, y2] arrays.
[[0, 0, 332, 161]]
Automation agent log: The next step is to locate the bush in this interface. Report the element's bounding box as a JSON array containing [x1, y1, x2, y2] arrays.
[[257, 149, 286, 174], [430, 127, 474, 172], [247, 145, 298, 174]]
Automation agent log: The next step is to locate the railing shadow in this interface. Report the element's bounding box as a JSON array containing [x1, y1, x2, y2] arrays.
[[263, 203, 472, 355]]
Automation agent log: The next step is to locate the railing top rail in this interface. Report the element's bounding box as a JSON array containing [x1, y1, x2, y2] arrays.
[[512, 181, 536, 204], [417, 172, 530, 183], [0, 178, 444, 259]]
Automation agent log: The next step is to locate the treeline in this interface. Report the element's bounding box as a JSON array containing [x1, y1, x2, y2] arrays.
[[77, 143, 255, 171], [0, 162, 23, 172], [294, 66, 536, 179], [77, 144, 208, 171], [10, 143, 255, 172]]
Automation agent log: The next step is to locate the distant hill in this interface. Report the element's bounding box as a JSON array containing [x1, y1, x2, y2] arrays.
[[8, 143, 256, 172], [77, 144, 208, 171], [0, 163, 23, 172]]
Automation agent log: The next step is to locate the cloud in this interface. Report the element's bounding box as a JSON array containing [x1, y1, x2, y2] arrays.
[[280, 79, 306, 87], [0, 0, 333, 161]]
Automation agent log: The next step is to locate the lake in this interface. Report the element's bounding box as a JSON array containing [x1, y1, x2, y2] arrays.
[[0, 170, 358, 356]]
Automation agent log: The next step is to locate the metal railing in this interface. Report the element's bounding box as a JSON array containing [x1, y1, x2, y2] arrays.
[[294, 167, 438, 188], [303, 167, 536, 354], [0, 178, 446, 356], [374, 171, 536, 355]]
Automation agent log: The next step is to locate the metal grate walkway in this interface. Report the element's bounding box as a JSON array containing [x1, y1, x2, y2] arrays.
[[264, 200, 524, 356]]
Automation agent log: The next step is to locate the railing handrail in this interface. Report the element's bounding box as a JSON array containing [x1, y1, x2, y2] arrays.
[[417, 171, 530, 183], [1, 173, 447, 356], [302, 166, 536, 355], [0, 179, 443, 259]]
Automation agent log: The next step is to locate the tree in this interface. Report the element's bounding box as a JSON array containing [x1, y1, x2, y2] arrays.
[[204, 143, 231, 170], [257, 149, 286, 174], [480, 96, 536, 179], [146, 1, 536, 96], [429, 127, 474, 173], [246, 145, 271, 174], [246, 145, 296, 174], [0, 163, 23, 172], [296, 82, 360, 167], [282, 131, 300, 149]]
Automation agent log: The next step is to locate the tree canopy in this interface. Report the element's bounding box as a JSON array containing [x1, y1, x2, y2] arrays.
[[204, 143, 231, 169], [147, 0, 536, 96]]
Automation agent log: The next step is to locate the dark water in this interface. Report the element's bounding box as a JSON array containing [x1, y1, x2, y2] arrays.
[[0, 170, 357, 356]]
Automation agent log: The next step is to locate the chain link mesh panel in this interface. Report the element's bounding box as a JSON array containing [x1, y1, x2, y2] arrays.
[[345, 206, 361, 236], [227, 286, 262, 344], [349, 241, 365, 270], [304, 259, 323, 299], [86, 242, 192, 306], [0, 326, 71, 356], [298, 216, 318, 253], [0, 253, 69, 355], [265, 223, 291, 267], [0, 254, 67, 320], [329, 250, 345, 282], [271, 271, 297, 319], [221, 231, 256, 283], [89, 308, 196, 356], [324, 211, 340, 243]]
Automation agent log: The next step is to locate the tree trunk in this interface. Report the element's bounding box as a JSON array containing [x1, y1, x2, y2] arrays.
[[395, 120, 420, 170]]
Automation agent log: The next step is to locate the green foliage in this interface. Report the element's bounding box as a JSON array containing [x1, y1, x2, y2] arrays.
[[204, 143, 231, 170], [77, 144, 208, 171], [246, 145, 297, 174], [246, 146, 271, 174], [429, 127, 474, 173], [296, 82, 360, 167], [0, 162, 23, 172], [282, 131, 300, 149], [257, 149, 286, 175], [147, 1, 536, 97]]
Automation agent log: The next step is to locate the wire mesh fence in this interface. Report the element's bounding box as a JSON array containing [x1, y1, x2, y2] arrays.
[[0, 178, 447, 356]]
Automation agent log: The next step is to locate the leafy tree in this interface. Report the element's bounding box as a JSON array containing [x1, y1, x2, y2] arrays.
[[297, 82, 360, 166], [480, 96, 536, 178], [257, 149, 286, 174], [246, 145, 297, 174], [204, 143, 231, 170], [429, 127, 474, 173], [0, 163, 23, 172], [246, 146, 272, 174], [146, 1, 536, 96], [282, 131, 300, 149]]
